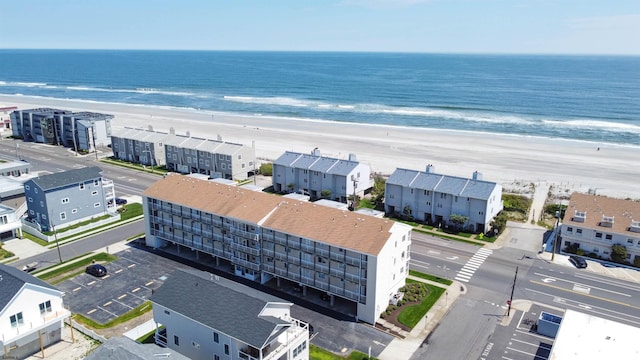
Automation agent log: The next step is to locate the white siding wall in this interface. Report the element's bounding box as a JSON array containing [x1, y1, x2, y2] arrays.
[[0, 285, 65, 343]]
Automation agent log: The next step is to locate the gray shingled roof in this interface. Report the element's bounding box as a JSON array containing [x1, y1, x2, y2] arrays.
[[85, 337, 190, 360], [30, 166, 103, 191], [327, 160, 358, 176], [0, 264, 61, 312], [309, 157, 339, 173], [274, 151, 302, 166], [388, 168, 499, 200], [291, 154, 320, 169], [150, 270, 289, 348]]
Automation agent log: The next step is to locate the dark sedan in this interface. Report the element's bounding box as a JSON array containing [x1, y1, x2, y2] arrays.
[[86, 264, 108, 277], [569, 255, 588, 269]]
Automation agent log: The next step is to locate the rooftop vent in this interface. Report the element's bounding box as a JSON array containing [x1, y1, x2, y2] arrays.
[[631, 220, 640, 233], [573, 211, 586, 223], [600, 215, 614, 228]]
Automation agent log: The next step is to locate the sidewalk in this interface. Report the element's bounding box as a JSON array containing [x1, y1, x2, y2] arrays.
[[377, 277, 465, 360], [538, 250, 640, 283]]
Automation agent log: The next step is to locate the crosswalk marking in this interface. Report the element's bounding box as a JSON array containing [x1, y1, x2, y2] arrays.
[[454, 248, 492, 283]]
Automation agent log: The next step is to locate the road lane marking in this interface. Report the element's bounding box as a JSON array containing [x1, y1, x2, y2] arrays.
[[132, 287, 140, 293], [103, 301, 112, 307], [87, 281, 96, 286], [73, 287, 81, 292], [118, 294, 127, 300], [529, 281, 640, 311], [87, 309, 97, 314], [533, 273, 631, 297], [574, 273, 640, 292]]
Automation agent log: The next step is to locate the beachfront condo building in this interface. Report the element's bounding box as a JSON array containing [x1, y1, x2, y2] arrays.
[[143, 174, 412, 325], [150, 269, 310, 360], [23, 166, 116, 234], [111, 127, 171, 167], [1, 106, 17, 135], [163, 134, 255, 181], [560, 193, 640, 265], [384, 165, 503, 233], [272, 149, 374, 204], [0, 264, 70, 360], [10, 108, 113, 152]]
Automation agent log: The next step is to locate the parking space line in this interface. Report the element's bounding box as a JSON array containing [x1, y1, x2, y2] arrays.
[[145, 281, 154, 286], [73, 287, 82, 292], [97, 306, 119, 317], [128, 264, 136, 268], [87, 309, 97, 315], [103, 301, 112, 307], [510, 338, 549, 348], [132, 287, 141, 293], [112, 298, 134, 310], [87, 281, 96, 286], [505, 346, 548, 359], [118, 294, 127, 300], [102, 275, 110, 279], [115, 269, 123, 274]]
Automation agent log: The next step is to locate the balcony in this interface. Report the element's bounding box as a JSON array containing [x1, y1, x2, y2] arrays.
[[275, 268, 288, 277], [300, 243, 314, 253], [263, 263, 275, 272], [315, 263, 329, 273], [345, 272, 362, 283], [330, 267, 344, 278], [263, 248, 275, 257], [301, 259, 314, 269], [231, 227, 260, 241], [231, 242, 261, 256], [330, 251, 344, 261], [301, 276, 314, 285], [344, 289, 360, 301], [155, 328, 167, 347], [316, 248, 329, 258], [232, 257, 260, 271], [274, 235, 288, 246], [287, 254, 300, 265], [329, 284, 345, 295]]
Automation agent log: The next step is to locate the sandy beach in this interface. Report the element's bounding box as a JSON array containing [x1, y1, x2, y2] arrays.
[[2, 94, 639, 200]]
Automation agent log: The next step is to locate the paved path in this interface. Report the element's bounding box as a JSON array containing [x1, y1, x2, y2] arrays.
[[528, 181, 551, 223]]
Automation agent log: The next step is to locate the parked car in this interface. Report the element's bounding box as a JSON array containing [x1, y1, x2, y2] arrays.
[[22, 262, 38, 273], [86, 264, 108, 277], [115, 198, 128, 205], [569, 255, 588, 269]]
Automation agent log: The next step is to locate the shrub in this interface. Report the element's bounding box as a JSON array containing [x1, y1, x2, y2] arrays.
[[259, 163, 273, 176]]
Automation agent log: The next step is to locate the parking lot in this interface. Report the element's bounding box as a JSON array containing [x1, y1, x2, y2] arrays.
[[479, 304, 561, 360], [58, 246, 185, 325]]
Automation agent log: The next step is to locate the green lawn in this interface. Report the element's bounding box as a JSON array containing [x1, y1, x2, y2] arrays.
[[37, 252, 117, 281], [409, 270, 453, 285], [73, 301, 152, 329], [310, 345, 376, 360], [398, 281, 446, 329]]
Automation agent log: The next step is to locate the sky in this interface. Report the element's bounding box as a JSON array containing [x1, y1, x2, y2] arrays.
[[1, 0, 639, 55]]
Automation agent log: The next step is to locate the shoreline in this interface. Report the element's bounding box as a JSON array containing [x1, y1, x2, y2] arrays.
[[2, 94, 639, 200]]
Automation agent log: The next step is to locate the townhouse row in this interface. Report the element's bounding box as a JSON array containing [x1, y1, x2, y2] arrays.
[[143, 174, 412, 325], [110, 127, 255, 180], [11, 108, 113, 152]]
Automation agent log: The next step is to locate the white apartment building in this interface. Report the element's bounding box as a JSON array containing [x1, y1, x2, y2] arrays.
[[385, 165, 503, 233], [151, 270, 309, 360], [143, 174, 412, 325], [272, 149, 373, 204], [560, 192, 640, 264], [0, 264, 70, 359]]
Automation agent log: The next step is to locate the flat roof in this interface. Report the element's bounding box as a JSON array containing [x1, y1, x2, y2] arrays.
[[550, 310, 640, 359]]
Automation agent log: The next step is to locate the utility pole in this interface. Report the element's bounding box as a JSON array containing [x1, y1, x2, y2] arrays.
[[551, 207, 561, 261], [51, 223, 62, 264], [507, 266, 518, 316]]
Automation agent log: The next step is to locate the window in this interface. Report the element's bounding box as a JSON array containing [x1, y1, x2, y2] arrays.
[[62, 197, 69, 204], [174, 335, 179, 346], [10, 312, 23, 328], [222, 163, 226, 170], [595, 232, 602, 238], [628, 239, 634, 244], [567, 227, 573, 233], [238, 154, 242, 160], [28, 197, 33, 203], [94, 202, 101, 208], [72, 209, 78, 214], [215, 356, 220, 360], [173, 154, 177, 160], [39, 300, 52, 315], [25, 184, 30, 190], [60, 212, 67, 220], [213, 332, 219, 343], [40, 200, 44, 207], [79, 183, 85, 190], [605, 234, 613, 240], [576, 229, 582, 235], [164, 310, 170, 315], [92, 190, 98, 196], [94, 179, 99, 186], [42, 214, 47, 220], [224, 344, 229, 355]]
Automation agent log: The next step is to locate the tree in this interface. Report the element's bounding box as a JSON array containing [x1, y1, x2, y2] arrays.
[[449, 214, 469, 230], [610, 244, 627, 263], [259, 163, 273, 176], [490, 212, 508, 235], [286, 183, 294, 193], [320, 189, 332, 199], [370, 174, 386, 203], [402, 205, 413, 220]]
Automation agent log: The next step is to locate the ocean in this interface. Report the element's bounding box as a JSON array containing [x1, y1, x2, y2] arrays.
[[1, 50, 639, 145]]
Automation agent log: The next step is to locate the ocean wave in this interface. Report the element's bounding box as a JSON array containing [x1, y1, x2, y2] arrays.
[[0, 80, 195, 97], [223, 95, 536, 125], [542, 119, 640, 134]]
